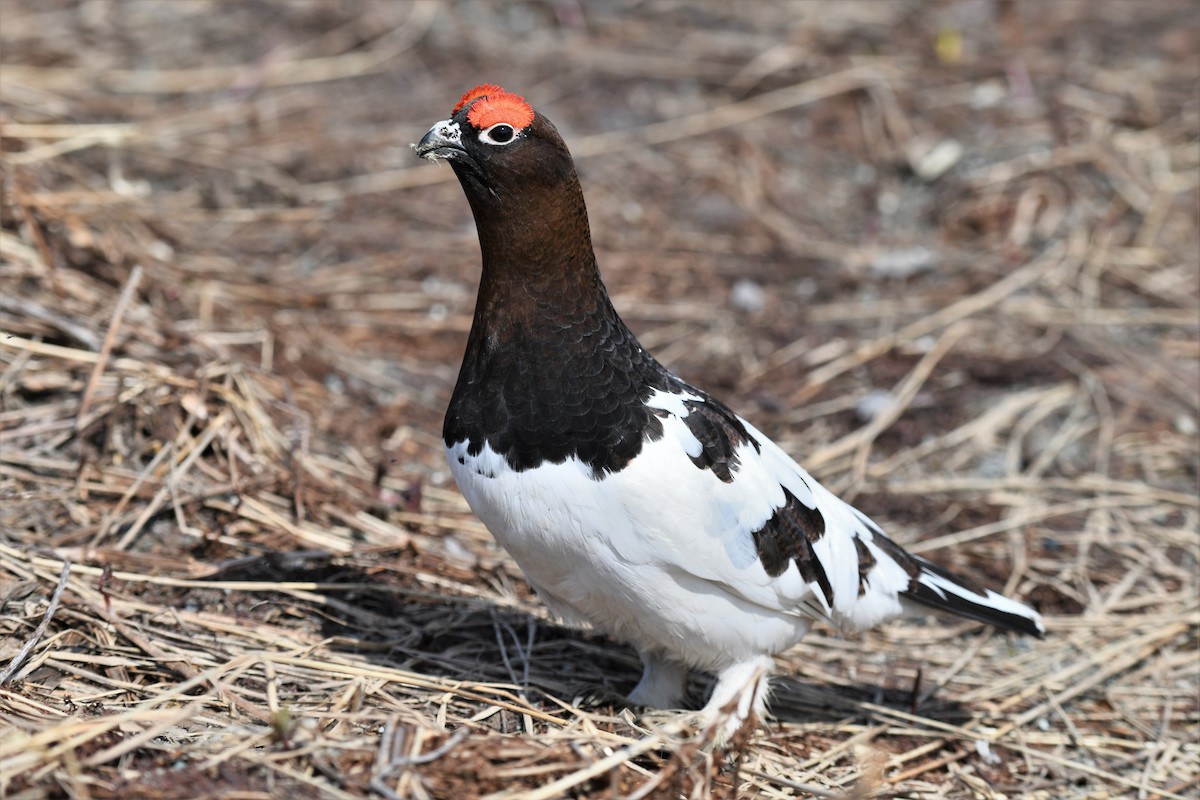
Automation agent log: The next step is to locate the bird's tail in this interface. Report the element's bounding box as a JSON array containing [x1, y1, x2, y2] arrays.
[[902, 555, 1045, 638]]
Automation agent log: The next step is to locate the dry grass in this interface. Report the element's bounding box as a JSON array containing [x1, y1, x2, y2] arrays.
[[2, 1, 1198, 798]]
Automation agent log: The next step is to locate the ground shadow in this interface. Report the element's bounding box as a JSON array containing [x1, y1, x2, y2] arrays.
[[201, 550, 970, 729]]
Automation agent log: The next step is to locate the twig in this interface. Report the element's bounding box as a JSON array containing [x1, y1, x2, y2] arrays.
[[0, 559, 70, 685], [507, 735, 668, 800], [113, 409, 231, 550], [370, 721, 470, 800], [76, 263, 143, 430], [796, 245, 1066, 404], [848, 321, 968, 481]]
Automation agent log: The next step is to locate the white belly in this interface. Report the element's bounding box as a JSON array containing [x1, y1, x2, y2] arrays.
[[444, 425, 810, 671]]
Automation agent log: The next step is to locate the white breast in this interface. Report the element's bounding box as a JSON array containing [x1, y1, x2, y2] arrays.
[[444, 394, 818, 671]]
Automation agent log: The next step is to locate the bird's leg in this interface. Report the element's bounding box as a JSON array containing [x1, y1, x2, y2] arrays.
[[697, 655, 774, 743], [627, 651, 690, 709]]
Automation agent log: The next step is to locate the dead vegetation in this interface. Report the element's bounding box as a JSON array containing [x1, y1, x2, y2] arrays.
[[1, 1, 1197, 798]]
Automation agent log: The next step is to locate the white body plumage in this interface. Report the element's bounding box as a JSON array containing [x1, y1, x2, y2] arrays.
[[445, 388, 1039, 730]]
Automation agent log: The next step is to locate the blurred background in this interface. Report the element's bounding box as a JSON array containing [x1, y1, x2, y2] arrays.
[[2, 2, 1197, 797], [4, 1, 1197, 459]]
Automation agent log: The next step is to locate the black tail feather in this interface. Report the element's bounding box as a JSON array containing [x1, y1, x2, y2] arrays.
[[903, 556, 1045, 638]]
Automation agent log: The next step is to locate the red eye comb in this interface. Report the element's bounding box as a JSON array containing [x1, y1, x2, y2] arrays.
[[453, 84, 536, 132], [467, 90, 535, 131], [453, 83, 504, 115]]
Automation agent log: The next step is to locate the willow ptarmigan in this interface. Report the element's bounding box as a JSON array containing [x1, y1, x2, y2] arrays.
[[413, 84, 1044, 736]]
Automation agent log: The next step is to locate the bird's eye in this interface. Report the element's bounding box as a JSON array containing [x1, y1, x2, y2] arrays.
[[479, 123, 517, 145]]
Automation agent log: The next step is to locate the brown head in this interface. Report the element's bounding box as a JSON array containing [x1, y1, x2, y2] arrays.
[[413, 84, 596, 282]]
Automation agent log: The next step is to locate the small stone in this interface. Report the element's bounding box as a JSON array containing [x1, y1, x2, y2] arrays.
[[793, 278, 818, 300], [971, 80, 1007, 109], [877, 191, 900, 215], [972, 451, 1008, 479], [908, 135, 964, 181], [148, 240, 174, 261], [868, 246, 938, 279], [974, 739, 1002, 765], [730, 279, 765, 313], [855, 389, 896, 422]]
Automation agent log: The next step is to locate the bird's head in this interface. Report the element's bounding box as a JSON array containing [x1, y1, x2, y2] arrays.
[[413, 85, 595, 276], [413, 84, 575, 196]]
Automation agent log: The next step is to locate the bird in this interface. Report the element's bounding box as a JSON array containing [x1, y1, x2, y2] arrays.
[[413, 84, 1044, 738]]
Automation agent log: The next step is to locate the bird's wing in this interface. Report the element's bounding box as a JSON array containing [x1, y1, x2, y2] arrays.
[[637, 385, 1043, 637]]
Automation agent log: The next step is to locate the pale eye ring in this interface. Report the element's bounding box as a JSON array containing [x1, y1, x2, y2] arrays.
[[478, 123, 518, 145]]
